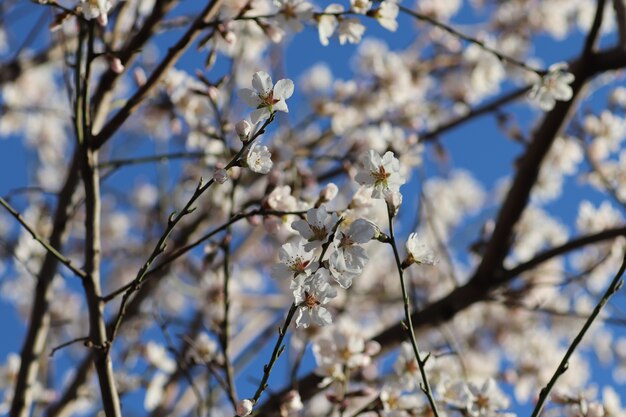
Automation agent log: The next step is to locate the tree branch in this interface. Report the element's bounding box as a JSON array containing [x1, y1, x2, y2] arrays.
[[9, 151, 82, 417], [92, 0, 224, 148], [0, 197, 87, 279]]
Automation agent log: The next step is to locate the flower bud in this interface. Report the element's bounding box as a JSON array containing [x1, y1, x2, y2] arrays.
[[282, 390, 303, 411], [236, 399, 254, 416], [213, 168, 229, 184], [384, 190, 402, 216], [319, 183, 338, 202], [109, 56, 124, 74], [235, 120, 252, 140]]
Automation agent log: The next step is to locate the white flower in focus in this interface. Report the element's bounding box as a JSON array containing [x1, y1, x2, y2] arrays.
[[329, 219, 376, 288], [246, 144, 273, 174], [318, 4, 343, 46], [81, 0, 112, 26], [373, 1, 399, 32], [274, 0, 314, 32], [293, 269, 337, 328], [271, 241, 318, 281], [238, 71, 294, 124], [292, 205, 340, 251], [405, 233, 437, 266], [355, 150, 406, 199], [236, 399, 254, 416], [528, 63, 575, 111]]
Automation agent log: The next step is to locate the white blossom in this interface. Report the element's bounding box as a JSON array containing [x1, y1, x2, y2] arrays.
[[329, 219, 376, 288], [405, 233, 437, 266], [373, 1, 399, 32], [318, 4, 343, 46], [355, 150, 406, 199], [274, 0, 314, 32], [338, 19, 366, 44], [446, 379, 513, 417], [271, 241, 318, 281], [246, 144, 273, 174], [350, 0, 372, 14], [81, 0, 112, 26], [393, 342, 421, 390], [238, 71, 294, 124], [293, 269, 337, 328], [291, 205, 340, 251], [528, 62, 575, 111], [144, 372, 168, 411]]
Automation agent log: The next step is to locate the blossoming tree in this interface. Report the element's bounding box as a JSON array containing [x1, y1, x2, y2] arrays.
[[1, 0, 626, 416]]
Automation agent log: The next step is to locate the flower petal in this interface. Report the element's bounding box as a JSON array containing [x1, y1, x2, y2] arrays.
[[252, 71, 273, 96], [251, 107, 270, 124], [237, 88, 261, 108], [273, 99, 289, 113], [274, 79, 294, 100]]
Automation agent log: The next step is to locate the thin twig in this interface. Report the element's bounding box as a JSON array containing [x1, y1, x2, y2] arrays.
[[398, 4, 545, 75], [529, 250, 626, 417], [385, 202, 441, 417], [49, 337, 89, 357], [107, 114, 276, 344], [218, 181, 239, 411], [92, 0, 224, 148], [0, 197, 87, 279]]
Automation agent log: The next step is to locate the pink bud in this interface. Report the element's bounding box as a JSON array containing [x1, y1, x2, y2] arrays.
[[109, 57, 124, 74], [134, 68, 147, 87], [97, 13, 108, 27], [213, 168, 229, 184], [236, 399, 254, 416]]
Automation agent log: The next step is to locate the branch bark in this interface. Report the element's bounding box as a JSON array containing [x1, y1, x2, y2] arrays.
[[9, 151, 81, 417]]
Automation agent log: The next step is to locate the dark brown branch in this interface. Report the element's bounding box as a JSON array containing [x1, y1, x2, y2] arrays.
[[614, 0, 626, 48], [583, 0, 607, 56], [505, 226, 626, 279], [420, 86, 531, 142]]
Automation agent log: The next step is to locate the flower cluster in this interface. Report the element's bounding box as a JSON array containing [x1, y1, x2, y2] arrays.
[[271, 205, 377, 328]]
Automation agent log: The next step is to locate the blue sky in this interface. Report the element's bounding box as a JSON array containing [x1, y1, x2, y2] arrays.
[[1, 1, 626, 415]]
